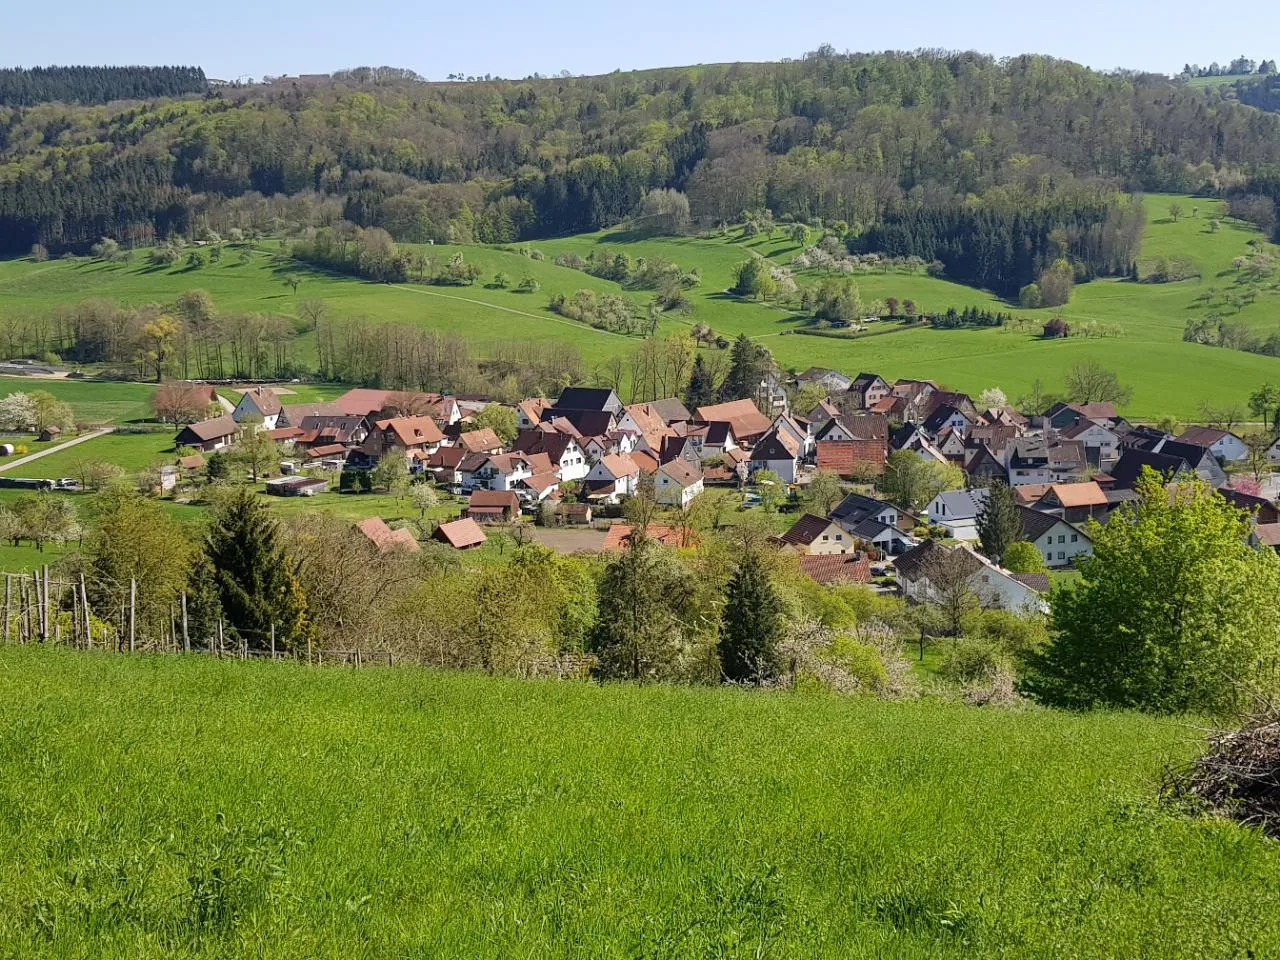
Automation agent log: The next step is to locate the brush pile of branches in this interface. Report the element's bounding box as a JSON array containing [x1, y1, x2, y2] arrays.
[[1164, 705, 1280, 837]]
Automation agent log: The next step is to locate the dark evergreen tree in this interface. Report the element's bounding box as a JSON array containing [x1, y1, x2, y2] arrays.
[[684, 353, 714, 409], [183, 552, 224, 649], [976, 481, 1023, 565], [204, 488, 313, 650], [717, 334, 768, 403], [718, 551, 785, 684]]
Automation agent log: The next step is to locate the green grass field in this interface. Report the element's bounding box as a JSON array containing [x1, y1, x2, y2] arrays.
[[0, 647, 1276, 958], [1, 194, 1278, 418], [0, 376, 157, 424]]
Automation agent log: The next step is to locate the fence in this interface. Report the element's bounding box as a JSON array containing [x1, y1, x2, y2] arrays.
[[0, 568, 395, 668]]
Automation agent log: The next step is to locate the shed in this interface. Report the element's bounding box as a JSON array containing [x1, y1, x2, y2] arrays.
[[433, 517, 487, 550]]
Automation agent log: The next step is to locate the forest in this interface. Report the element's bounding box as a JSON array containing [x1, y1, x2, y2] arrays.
[[2, 50, 1280, 284], [0, 66, 207, 107]]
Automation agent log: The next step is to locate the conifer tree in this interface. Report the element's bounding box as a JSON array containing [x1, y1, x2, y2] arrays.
[[718, 550, 784, 684], [684, 353, 714, 409], [204, 488, 313, 650], [975, 481, 1022, 564], [717, 334, 768, 403]]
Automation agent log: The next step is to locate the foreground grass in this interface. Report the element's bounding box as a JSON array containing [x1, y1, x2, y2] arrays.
[[0, 648, 1276, 958]]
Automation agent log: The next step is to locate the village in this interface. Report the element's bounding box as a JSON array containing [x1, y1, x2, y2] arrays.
[[146, 364, 1278, 610]]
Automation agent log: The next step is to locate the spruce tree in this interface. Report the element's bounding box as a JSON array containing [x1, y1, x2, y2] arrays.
[[205, 488, 313, 650], [718, 551, 784, 684], [975, 481, 1023, 565], [717, 334, 767, 403], [684, 354, 714, 409]]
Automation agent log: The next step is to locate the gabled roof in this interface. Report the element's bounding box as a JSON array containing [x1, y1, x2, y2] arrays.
[[468, 490, 520, 510], [1254, 523, 1280, 547], [1011, 572, 1051, 593], [930, 489, 989, 520], [1063, 420, 1117, 440], [622, 402, 668, 436], [1158, 440, 1216, 466], [377, 415, 445, 448], [601, 523, 698, 552], [849, 372, 889, 392], [434, 517, 487, 549], [238, 386, 282, 417], [457, 428, 503, 452], [517, 398, 551, 422], [554, 387, 620, 412], [1014, 483, 1053, 504], [265, 426, 303, 442], [779, 513, 839, 547], [1018, 505, 1072, 541], [519, 471, 561, 494], [177, 415, 237, 442], [815, 414, 889, 442], [1177, 426, 1234, 448], [922, 404, 968, 435], [798, 554, 872, 585], [178, 453, 206, 470], [648, 397, 692, 424], [355, 516, 420, 553], [598, 452, 640, 479], [630, 449, 661, 475], [426, 446, 467, 470], [894, 540, 983, 583], [695, 399, 772, 440], [1040, 481, 1106, 509], [830, 492, 896, 524], [658, 458, 702, 486], [305, 443, 348, 458], [1110, 449, 1190, 489], [279, 401, 342, 424], [512, 429, 581, 462], [750, 428, 800, 462], [334, 388, 398, 417], [540, 408, 614, 437]]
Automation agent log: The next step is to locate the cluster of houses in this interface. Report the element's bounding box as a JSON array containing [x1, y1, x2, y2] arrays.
[[170, 372, 1275, 606]]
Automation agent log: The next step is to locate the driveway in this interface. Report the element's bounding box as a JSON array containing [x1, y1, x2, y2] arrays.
[[0, 427, 115, 474]]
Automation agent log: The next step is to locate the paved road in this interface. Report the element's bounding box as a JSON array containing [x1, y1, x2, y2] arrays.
[[0, 427, 115, 474]]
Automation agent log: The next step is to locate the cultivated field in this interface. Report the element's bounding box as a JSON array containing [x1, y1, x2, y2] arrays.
[[0, 647, 1276, 958]]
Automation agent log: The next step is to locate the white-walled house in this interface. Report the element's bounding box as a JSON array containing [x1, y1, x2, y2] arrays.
[[925, 489, 989, 542], [233, 387, 282, 430], [585, 453, 641, 503], [655, 459, 704, 508], [896, 541, 1047, 614], [748, 429, 802, 484], [1176, 427, 1249, 464], [1019, 507, 1093, 568]]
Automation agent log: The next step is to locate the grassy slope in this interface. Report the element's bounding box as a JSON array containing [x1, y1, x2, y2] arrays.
[[0, 376, 157, 424], [0, 647, 1277, 958], [1, 194, 1278, 418]]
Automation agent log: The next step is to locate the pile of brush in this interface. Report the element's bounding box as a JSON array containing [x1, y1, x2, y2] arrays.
[[1165, 705, 1280, 838]]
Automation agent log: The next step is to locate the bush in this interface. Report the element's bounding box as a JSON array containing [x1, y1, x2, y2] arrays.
[[1002, 541, 1048, 574], [938, 636, 1009, 684], [1018, 283, 1044, 308]]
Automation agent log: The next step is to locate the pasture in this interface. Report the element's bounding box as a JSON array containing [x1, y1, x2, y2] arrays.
[[0, 647, 1277, 958], [0, 194, 1278, 418]]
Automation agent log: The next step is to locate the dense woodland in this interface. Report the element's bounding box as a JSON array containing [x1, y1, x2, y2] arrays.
[[0, 66, 207, 107], [2, 50, 1280, 285]]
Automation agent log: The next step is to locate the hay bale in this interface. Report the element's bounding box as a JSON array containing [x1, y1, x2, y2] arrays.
[[1165, 707, 1280, 837]]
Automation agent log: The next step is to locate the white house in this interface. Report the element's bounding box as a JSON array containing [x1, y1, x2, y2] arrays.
[[778, 513, 859, 556], [655, 459, 704, 508], [1063, 421, 1121, 464], [233, 387, 282, 430], [896, 541, 1047, 614], [585, 453, 641, 504], [748, 428, 802, 484], [925, 488, 990, 542], [1176, 427, 1249, 464], [1019, 507, 1093, 568]]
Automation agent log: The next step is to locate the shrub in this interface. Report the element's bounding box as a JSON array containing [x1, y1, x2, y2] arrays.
[[1018, 283, 1044, 308], [938, 636, 1009, 683]]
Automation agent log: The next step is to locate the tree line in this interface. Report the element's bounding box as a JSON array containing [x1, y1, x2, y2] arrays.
[[0, 66, 206, 106]]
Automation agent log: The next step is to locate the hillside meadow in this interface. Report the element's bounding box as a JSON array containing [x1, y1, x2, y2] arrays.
[[0, 194, 1279, 419], [0, 647, 1277, 958]]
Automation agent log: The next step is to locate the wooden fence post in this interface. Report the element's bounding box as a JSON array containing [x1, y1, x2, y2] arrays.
[[270, 623, 276, 659], [181, 593, 189, 652], [128, 578, 136, 653], [42, 565, 50, 643], [79, 574, 90, 649], [3, 574, 10, 645]]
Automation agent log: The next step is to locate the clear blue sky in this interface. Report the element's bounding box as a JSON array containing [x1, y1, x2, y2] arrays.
[[6, 0, 1277, 81]]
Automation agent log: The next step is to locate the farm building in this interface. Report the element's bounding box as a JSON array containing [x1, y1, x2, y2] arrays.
[[265, 476, 329, 497]]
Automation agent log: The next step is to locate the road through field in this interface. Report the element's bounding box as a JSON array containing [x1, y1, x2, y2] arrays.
[[0, 427, 115, 474]]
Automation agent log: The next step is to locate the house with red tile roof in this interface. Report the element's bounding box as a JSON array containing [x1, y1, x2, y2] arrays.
[[798, 554, 873, 586], [355, 517, 420, 553], [815, 439, 886, 478], [433, 517, 487, 550]]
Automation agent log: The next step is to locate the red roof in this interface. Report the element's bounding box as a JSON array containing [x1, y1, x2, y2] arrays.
[[798, 554, 872, 585], [433, 517, 487, 549], [354, 517, 420, 553], [376, 415, 445, 447], [601, 523, 698, 552], [468, 490, 519, 511], [305, 443, 348, 458], [457, 428, 503, 453], [694, 399, 772, 441], [816, 439, 886, 477]]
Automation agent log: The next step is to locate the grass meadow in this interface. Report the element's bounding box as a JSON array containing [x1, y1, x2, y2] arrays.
[[1, 194, 1279, 420], [0, 647, 1277, 958]]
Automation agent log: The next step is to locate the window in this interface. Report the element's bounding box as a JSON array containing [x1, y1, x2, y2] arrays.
[[1058, 551, 1066, 561], [1071, 534, 1078, 543], [1045, 552, 1052, 562], [1058, 535, 1065, 544], [835, 534, 843, 541], [821, 534, 828, 541]]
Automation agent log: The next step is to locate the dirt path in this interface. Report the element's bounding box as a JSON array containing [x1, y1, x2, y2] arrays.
[[0, 427, 115, 474]]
